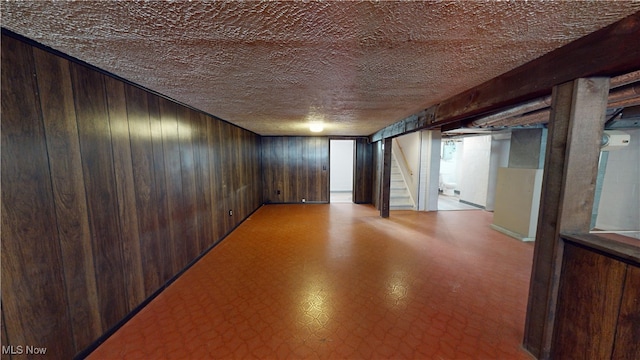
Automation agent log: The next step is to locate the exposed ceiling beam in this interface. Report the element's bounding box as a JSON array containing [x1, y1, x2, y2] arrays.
[[371, 11, 640, 142], [468, 79, 640, 128]]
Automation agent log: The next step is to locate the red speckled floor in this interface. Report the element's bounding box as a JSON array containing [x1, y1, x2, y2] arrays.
[[88, 204, 535, 359]]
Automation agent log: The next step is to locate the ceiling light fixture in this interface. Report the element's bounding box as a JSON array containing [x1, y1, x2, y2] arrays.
[[309, 122, 324, 133]]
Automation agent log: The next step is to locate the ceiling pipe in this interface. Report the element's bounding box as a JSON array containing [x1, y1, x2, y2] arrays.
[[468, 71, 640, 129], [469, 96, 551, 128], [607, 82, 640, 108], [610, 69, 640, 88]]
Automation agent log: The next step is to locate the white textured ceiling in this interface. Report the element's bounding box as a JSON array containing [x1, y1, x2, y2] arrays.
[[2, 1, 639, 136]]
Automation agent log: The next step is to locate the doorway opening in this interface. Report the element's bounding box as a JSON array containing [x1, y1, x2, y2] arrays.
[[330, 139, 355, 203]]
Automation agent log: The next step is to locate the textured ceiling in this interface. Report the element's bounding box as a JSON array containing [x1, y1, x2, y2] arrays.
[[2, 1, 640, 136]]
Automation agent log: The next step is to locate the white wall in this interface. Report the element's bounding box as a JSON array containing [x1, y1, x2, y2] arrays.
[[329, 140, 354, 192], [418, 130, 441, 211], [486, 133, 511, 211], [596, 128, 640, 231], [459, 135, 492, 207], [394, 132, 421, 203]]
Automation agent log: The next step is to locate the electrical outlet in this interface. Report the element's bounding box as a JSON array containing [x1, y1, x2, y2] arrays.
[[277, 190, 281, 195], [302, 198, 306, 203], [229, 210, 233, 216]]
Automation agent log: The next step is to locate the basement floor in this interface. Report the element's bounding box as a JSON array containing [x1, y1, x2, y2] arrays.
[[88, 204, 535, 359]]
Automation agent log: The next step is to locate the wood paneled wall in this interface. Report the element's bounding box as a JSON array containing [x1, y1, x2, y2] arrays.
[[261, 137, 329, 203], [552, 241, 640, 359], [1, 33, 262, 358], [353, 139, 374, 204]]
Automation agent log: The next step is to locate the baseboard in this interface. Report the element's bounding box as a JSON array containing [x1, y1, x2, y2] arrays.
[[459, 199, 485, 209], [490, 224, 535, 242]]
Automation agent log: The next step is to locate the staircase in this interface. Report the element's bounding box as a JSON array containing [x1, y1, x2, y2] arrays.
[[390, 156, 415, 210]]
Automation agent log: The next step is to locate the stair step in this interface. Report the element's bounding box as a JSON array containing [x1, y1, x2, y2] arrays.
[[390, 204, 413, 209], [389, 154, 414, 209]]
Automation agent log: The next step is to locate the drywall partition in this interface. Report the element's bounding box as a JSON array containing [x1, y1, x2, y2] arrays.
[[492, 168, 544, 241], [261, 136, 329, 203], [1, 33, 262, 358], [492, 129, 545, 240]]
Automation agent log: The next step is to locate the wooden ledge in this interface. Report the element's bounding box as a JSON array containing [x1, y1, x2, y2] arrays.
[[561, 232, 640, 266]]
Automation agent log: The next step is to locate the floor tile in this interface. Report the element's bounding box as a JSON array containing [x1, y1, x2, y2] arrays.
[[88, 204, 534, 359]]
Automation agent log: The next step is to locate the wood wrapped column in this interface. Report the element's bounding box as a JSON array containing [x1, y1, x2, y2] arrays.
[[380, 138, 392, 218], [523, 77, 610, 359]]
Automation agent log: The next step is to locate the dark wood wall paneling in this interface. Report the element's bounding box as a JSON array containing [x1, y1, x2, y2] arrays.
[[353, 138, 374, 204], [1, 32, 75, 358], [261, 137, 329, 203], [0, 34, 262, 358], [552, 242, 640, 359], [371, 140, 383, 210]]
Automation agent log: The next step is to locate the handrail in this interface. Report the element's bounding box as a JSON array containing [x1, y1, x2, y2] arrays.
[[396, 142, 413, 176]]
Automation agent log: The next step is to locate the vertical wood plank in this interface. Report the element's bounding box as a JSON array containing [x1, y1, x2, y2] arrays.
[[220, 121, 231, 235], [315, 137, 323, 201], [288, 137, 298, 202], [125, 83, 163, 297], [251, 133, 261, 207], [380, 138, 392, 218], [70, 63, 129, 331], [294, 137, 303, 201], [524, 77, 610, 358], [159, 98, 186, 274], [260, 137, 268, 202], [1, 35, 75, 358], [33, 47, 102, 351], [230, 126, 242, 222], [612, 265, 640, 360], [220, 123, 233, 233], [306, 137, 312, 201], [194, 112, 214, 252], [272, 137, 280, 203], [177, 107, 198, 264], [1, 311, 9, 357], [551, 243, 626, 359], [148, 94, 174, 284], [104, 76, 146, 311], [308, 138, 318, 201], [320, 137, 329, 202], [207, 118, 224, 240]]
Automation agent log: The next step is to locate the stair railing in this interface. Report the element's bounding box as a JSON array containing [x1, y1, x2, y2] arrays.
[[391, 141, 416, 208]]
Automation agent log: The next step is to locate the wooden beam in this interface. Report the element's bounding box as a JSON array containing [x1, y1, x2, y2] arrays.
[[371, 108, 434, 142], [370, 12, 640, 142], [523, 77, 610, 359]]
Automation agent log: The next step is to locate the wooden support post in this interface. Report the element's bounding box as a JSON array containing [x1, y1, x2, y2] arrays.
[[523, 77, 610, 359], [380, 138, 392, 218]]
